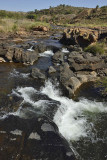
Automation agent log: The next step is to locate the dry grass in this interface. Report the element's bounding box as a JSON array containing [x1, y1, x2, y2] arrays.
[[63, 21, 107, 28], [0, 18, 50, 33]]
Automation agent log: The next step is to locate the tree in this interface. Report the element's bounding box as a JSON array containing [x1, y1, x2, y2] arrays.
[[96, 5, 99, 10]]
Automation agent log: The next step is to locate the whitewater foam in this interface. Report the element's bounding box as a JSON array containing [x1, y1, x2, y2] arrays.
[[27, 46, 34, 52], [62, 48, 69, 53], [41, 80, 107, 141], [1, 80, 107, 142], [39, 50, 54, 57], [10, 69, 30, 78]]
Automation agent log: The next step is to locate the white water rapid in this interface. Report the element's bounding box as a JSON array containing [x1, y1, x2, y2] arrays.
[[1, 79, 107, 144], [41, 81, 107, 141], [6, 80, 107, 143], [39, 50, 54, 57]]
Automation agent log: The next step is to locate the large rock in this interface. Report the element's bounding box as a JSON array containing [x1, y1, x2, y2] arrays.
[[22, 51, 38, 65], [52, 51, 64, 63], [60, 62, 74, 83], [33, 43, 48, 53], [5, 47, 39, 64], [5, 47, 14, 61], [31, 26, 49, 32], [31, 68, 46, 80], [0, 115, 75, 160], [0, 43, 8, 56], [68, 52, 106, 71], [60, 27, 99, 47]]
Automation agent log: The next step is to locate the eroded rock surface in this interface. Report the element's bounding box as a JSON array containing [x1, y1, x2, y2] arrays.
[[60, 27, 107, 47]]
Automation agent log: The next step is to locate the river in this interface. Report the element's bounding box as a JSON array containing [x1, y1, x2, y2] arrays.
[[0, 38, 107, 160]]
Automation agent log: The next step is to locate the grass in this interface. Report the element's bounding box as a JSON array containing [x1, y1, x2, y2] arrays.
[[0, 18, 50, 33], [96, 77, 107, 96], [63, 22, 107, 28], [84, 42, 106, 55], [62, 18, 107, 28]]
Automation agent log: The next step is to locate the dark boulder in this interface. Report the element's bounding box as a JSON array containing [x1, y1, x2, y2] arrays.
[[0, 115, 76, 160]]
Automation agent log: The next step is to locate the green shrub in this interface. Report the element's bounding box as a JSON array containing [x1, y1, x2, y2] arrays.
[[96, 77, 107, 96], [12, 23, 18, 32], [84, 43, 105, 55]]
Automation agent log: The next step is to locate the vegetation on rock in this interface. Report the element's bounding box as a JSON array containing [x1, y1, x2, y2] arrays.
[[0, 5, 107, 33], [96, 77, 107, 96], [84, 42, 106, 55]]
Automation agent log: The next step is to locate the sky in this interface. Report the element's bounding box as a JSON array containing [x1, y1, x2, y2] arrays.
[[0, 0, 107, 12]]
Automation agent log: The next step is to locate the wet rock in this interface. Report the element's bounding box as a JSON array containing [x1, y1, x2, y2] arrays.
[[34, 43, 48, 53], [60, 62, 74, 83], [5, 46, 14, 62], [62, 76, 81, 96], [0, 115, 76, 160], [48, 66, 56, 74], [5, 47, 39, 64], [22, 51, 38, 65], [52, 51, 64, 63], [0, 43, 8, 56], [68, 52, 106, 71], [67, 45, 83, 52], [31, 68, 46, 80], [13, 47, 23, 62], [0, 57, 6, 62]]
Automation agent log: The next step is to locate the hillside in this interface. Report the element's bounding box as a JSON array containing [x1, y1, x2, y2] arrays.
[[0, 5, 107, 34], [24, 5, 107, 26]]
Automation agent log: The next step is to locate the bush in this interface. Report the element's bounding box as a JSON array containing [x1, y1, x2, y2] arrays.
[[12, 23, 18, 32], [84, 43, 105, 55], [96, 77, 107, 96]]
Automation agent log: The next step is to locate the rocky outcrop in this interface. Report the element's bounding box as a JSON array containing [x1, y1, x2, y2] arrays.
[[31, 26, 49, 32], [68, 52, 106, 71], [60, 27, 107, 47], [59, 63, 98, 96], [0, 115, 75, 160], [51, 46, 107, 97], [3, 46, 39, 65]]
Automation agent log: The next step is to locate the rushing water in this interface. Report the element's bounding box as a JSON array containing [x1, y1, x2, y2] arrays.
[[0, 48, 107, 160]]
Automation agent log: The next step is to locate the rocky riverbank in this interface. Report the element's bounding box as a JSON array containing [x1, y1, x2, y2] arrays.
[[0, 27, 107, 160], [0, 27, 107, 97]]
